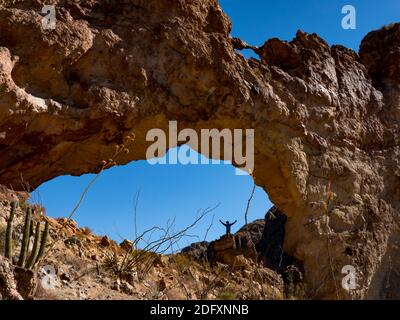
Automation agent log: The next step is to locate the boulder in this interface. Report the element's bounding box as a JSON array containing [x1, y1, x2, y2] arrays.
[[100, 236, 111, 248], [236, 219, 265, 250], [181, 241, 209, 260], [209, 234, 257, 267]]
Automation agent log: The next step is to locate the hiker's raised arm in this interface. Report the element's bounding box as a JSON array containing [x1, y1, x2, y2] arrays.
[[219, 220, 225, 226], [232, 220, 237, 225]]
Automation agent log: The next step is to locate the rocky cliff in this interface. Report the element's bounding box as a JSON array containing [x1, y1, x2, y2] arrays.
[[0, 0, 399, 299], [183, 207, 303, 294]]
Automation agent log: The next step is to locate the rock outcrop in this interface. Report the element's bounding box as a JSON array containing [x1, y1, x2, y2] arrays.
[[181, 241, 209, 261], [0, 255, 23, 300], [0, 0, 399, 299], [257, 207, 300, 274], [183, 207, 300, 279], [183, 234, 258, 269], [235, 218, 265, 249], [208, 233, 257, 268]]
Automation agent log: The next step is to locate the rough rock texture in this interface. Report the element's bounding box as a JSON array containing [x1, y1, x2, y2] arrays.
[[181, 241, 209, 260], [0, 0, 399, 299], [258, 207, 291, 273], [235, 218, 265, 249], [13, 267, 36, 299], [182, 219, 265, 264], [0, 255, 23, 300], [208, 233, 257, 268]]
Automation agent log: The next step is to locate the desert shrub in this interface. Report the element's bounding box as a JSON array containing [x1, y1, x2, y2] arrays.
[[133, 249, 158, 262], [104, 252, 119, 273], [104, 249, 158, 281]]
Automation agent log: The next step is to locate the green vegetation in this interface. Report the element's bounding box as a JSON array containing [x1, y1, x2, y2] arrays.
[[25, 221, 41, 269], [18, 207, 32, 267], [34, 220, 49, 266], [2, 202, 49, 270], [4, 201, 17, 259]]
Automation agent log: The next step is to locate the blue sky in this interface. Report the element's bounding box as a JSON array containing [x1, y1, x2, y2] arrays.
[[32, 147, 269, 250], [220, 0, 400, 52], [32, 1, 399, 249]]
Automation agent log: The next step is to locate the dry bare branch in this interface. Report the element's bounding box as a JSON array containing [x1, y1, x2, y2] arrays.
[[244, 183, 256, 225]]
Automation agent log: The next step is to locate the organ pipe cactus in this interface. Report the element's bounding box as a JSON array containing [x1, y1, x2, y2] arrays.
[[25, 221, 41, 270], [3, 204, 50, 270], [35, 219, 49, 266], [4, 201, 17, 259], [17, 207, 32, 267]]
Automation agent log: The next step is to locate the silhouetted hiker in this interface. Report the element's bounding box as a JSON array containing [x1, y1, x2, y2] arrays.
[[219, 220, 237, 236]]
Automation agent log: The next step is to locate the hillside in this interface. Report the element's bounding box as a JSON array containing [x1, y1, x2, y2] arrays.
[[0, 186, 290, 300]]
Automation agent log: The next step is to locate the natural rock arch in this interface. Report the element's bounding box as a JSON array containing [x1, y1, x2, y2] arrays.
[[0, 0, 399, 299]]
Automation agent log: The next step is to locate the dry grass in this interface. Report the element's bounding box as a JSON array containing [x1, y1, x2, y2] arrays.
[[63, 255, 89, 273]]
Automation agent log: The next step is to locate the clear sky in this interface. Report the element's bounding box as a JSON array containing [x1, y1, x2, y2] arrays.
[[31, 1, 399, 250], [220, 0, 400, 52]]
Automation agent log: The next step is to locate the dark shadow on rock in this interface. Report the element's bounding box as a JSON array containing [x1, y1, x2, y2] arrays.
[[181, 241, 209, 261]]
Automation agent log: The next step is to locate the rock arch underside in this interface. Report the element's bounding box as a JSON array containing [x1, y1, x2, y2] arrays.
[[0, 0, 399, 299]]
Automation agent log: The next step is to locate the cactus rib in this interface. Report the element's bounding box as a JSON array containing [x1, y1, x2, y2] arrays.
[[5, 202, 17, 259], [17, 207, 32, 267], [35, 220, 49, 266], [25, 221, 41, 270]]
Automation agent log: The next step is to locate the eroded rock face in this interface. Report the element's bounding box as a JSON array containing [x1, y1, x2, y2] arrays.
[[0, 0, 399, 299], [208, 233, 258, 268], [0, 255, 23, 300], [258, 207, 290, 273]]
